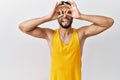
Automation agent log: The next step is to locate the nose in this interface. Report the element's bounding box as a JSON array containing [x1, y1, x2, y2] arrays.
[[63, 13, 67, 18], [62, 11, 67, 18]]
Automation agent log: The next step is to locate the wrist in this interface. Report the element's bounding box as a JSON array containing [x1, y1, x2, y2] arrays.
[[43, 15, 52, 21], [76, 13, 83, 20], [47, 14, 56, 21]]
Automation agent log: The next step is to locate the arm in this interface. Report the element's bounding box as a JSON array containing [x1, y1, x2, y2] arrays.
[[19, 16, 53, 40], [66, 0, 114, 38], [19, 2, 62, 40], [77, 14, 114, 38]]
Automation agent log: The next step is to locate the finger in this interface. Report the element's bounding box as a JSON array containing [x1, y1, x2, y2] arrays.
[[53, 2, 59, 10], [55, 2, 59, 6], [50, 2, 58, 15], [57, 9, 63, 18], [57, 9, 62, 15], [55, 2, 63, 9], [66, 9, 72, 17], [66, 9, 71, 14], [56, 9, 62, 15], [67, 0, 77, 6], [59, 9, 63, 14], [64, 2, 72, 8], [54, 2, 63, 14], [66, 13, 72, 17], [57, 14, 63, 19]]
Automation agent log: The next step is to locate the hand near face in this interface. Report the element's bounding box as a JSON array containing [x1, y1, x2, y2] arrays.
[[65, 0, 81, 19], [48, 2, 63, 20], [48, 0, 81, 20]]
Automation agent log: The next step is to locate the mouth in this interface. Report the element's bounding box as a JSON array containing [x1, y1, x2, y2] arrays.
[[62, 18, 70, 24]]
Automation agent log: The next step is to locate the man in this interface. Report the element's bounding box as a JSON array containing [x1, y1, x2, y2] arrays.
[[19, 0, 114, 80]]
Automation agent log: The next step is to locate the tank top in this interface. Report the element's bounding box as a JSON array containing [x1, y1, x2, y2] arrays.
[[50, 28, 82, 80]]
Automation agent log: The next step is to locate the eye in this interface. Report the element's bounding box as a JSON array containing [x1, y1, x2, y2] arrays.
[[67, 11, 71, 14], [57, 12, 60, 15]]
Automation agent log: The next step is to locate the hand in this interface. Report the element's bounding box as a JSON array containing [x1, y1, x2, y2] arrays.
[[65, 0, 81, 19], [48, 2, 63, 20]]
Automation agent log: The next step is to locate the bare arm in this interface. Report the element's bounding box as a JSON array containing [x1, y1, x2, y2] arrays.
[[65, 0, 114, 38], [77, 14, 114, 38], [19, 2, 62, 40], [19, 16, 54, 40]]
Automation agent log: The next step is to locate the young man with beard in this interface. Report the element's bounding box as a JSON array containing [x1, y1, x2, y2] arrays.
[[19, 0, 114, 80]]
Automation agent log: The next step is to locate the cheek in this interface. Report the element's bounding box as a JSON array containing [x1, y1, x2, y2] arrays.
[[68, 17, 73, 22], [58, 18, 62, 22], [58, 19, 62, 24]]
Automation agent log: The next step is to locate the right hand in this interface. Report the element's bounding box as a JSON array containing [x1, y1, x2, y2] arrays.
[[48, 2, 63, 20]]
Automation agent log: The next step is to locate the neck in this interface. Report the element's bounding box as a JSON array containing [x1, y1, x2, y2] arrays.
[[58, 27, 73, 36]]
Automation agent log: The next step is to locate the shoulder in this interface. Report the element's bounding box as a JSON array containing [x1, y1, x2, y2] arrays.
[[76, 27, 87, 40], [45, 28, 57, 41]]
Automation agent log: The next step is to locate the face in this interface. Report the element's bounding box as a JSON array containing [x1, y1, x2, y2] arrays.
[[57, 4, 73, 29]]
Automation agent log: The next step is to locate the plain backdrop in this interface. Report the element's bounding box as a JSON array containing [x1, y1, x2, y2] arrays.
[[0, 0, 120, 80]]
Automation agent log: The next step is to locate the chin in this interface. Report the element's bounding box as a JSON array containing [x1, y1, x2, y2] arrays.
[[61, 24, 71, 29], [58, 20, 73, 29]]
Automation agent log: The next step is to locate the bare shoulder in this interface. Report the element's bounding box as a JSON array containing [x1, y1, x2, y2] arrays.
[[22, 26, 55, 41], [76, 26, 87, 40], [45, 28, 55, 41]]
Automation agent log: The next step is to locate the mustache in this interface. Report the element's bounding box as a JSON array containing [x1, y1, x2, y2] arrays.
[[61, 17, 70, 21]]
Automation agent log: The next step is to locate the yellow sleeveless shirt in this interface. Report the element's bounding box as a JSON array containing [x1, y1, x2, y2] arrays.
[[50, 28, 82, 80]]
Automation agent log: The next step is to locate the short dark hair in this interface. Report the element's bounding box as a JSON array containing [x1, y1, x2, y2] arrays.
[[60, 1, 71, 6]]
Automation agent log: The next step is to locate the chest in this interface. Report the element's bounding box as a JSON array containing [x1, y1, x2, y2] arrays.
[[59, 34, 72, 44]]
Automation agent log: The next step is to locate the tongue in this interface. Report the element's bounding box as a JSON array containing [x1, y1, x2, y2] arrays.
[[62, 19, 69, 22]]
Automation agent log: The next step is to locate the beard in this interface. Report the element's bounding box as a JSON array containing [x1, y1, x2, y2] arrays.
[[58, 17, 73, 29]]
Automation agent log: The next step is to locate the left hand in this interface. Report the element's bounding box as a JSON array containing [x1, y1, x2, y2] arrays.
[[65, 0, 81, 19]]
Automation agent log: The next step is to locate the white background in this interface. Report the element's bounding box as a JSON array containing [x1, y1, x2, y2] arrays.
[[0, 0, 120, 80]]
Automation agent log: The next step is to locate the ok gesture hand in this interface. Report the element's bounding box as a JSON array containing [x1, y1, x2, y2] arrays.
[[48, 2, 63, 20], [65, 0, 81, 19]]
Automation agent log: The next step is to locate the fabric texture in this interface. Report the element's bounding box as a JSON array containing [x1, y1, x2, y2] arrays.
[[50, 28, 82, 80]]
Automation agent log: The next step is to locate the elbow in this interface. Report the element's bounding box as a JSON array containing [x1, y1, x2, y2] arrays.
[[18, 23, 24, 31], [18, 23, 29, 32], [107, 18, 114, 27]]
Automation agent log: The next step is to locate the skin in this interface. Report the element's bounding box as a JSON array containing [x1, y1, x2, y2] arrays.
[[19, 0, 114, 56]]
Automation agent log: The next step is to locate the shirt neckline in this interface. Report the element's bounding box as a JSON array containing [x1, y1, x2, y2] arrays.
[[57, 28, 74, 45]]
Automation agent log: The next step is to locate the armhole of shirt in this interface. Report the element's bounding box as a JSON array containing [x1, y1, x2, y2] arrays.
[[51, 29, 58, 46], [74, 28, 81, 46]]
